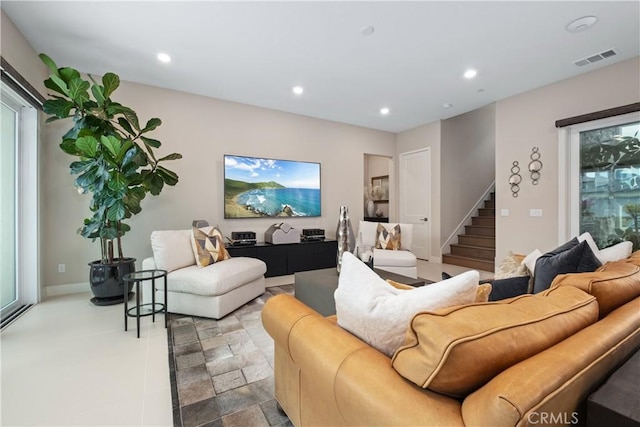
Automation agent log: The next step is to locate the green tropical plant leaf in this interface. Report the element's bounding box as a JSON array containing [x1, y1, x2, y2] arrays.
[[145, 173, 164, 196], [68, 78, 90, 105], [76, 168, 99, 188], [49, 75, 69, 97], [107, 173, 127, 192], [59, 67, 81, 84], [39, 53, 60, 77], [141, 118, 162, 133], [44, 77, 69, 97], [158, 153, 183, 162], [70, 160, 96, 175], [117, 117, 135, 136], [157, 165, 179, 186], [102, 73, 120, 98], [140, 136, 161, 148], [91, 84, 106, 106], [100, 135, 121, 159], [43, 98, 74, 118], [107, 200, 126, 221], [75, 136, 99, 158], [60, 139, 80, 155], [122, 109, 140, 131]]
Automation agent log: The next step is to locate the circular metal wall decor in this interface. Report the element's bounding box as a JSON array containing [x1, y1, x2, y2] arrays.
[[509, 161, 522, 198], [529, 147, 543, 185]]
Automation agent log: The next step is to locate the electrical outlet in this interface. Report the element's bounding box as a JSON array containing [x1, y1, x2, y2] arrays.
[[58, 264, 65, 273], [530, 209, 543, 217]]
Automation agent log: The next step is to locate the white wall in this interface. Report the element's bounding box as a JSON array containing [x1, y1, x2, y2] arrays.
[[41, 81, 396, 289], [440, 104, 496, 246], [495, 56, 640, 261]]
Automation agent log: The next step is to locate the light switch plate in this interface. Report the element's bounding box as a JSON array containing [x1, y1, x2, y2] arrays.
[[530, 209, 543, 217], [501, 209, 510, 217]]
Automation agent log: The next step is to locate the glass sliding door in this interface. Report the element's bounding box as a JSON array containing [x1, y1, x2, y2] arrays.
[[0, 100, 18, 316], [1, 84, 39, 325], [579, 121, 640, 250], [566, 116, 640, 252]]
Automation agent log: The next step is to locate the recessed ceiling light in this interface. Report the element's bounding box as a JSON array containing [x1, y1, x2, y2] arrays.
[[360, 25, 375, 36], [380, 107, 390, 115], [464, 69, 477, 79], [157, 52, 171, 63], [566, 16, 598, 33], [441, 103, 453, 109], [292, 86, 304, 95]]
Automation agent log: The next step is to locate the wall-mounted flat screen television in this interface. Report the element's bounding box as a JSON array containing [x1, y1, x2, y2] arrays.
[[224, 155, 321, 218]]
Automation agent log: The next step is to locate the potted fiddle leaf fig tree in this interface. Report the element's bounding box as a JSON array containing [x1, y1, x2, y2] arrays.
[[40, 53, 182, 305]]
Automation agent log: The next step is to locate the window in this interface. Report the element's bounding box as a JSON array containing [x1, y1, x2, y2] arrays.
[[559, 111, 640, 251]]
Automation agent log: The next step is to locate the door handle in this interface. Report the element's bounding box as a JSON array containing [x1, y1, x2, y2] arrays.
[[422, 218, 428, 222]]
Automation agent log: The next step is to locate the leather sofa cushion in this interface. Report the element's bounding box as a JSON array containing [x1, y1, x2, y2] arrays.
[[626, 250, 640, 268], [391, 286, 598, 397], [551, 261, 640, 318]]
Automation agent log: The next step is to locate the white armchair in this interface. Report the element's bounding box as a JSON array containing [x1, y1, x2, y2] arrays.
[[356, 221, 418, 278]]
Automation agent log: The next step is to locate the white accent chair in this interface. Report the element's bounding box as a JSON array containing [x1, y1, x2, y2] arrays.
[[356, 221, 418, 278], [141, 229, 266, 319]]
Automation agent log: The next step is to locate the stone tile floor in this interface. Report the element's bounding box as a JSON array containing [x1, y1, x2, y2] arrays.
[[168, 285, 294, 427]]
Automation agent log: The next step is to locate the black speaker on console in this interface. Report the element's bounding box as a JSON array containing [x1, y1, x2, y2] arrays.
[[301, 228, 325, 241]]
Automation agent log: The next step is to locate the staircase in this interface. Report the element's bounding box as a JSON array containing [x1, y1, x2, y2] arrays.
[[442, 192, 495, 272]]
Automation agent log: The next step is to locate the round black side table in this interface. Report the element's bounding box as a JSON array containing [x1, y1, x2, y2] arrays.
[[123, 269, 168, 338]]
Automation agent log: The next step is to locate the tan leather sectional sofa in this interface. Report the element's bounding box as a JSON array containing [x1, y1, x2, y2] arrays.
[[262, 251, 640, 426]]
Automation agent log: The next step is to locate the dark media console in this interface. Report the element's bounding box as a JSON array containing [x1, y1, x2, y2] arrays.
[[226, 239, 337, 278]]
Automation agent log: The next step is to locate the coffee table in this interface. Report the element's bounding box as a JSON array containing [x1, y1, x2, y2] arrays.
[[294, 267, 428, 317]]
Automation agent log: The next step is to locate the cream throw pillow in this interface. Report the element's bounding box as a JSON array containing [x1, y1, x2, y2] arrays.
[[190, 226, 230, 267], [578, 232, 633, 264], [495, 251, 529, 279], [375, 223, 402, 250], [335, 252, 480, 357]]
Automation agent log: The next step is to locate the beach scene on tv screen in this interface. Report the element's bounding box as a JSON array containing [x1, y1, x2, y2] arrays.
[[224, 155, 321, 218]]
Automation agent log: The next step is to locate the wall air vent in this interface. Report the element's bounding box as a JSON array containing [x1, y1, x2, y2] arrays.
[[573, 49, 618, 67]]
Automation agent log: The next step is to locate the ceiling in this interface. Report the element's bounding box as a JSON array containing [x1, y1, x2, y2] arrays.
[[2, 1, 639, 133]]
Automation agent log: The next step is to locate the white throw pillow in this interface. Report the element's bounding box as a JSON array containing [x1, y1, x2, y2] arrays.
[[150, 229, 196, 273], [578, 232, 633, 264], [522, 249, 542, 276], [334, 252, 479, 357]]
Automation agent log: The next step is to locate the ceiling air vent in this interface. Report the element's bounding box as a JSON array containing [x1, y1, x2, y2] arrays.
[[573, 49, 618, 67]]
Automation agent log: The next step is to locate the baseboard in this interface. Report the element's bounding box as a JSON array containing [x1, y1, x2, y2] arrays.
[[265, 275, 295, 287], [45, 282, 89, 297], [427, 255, 443, 264]]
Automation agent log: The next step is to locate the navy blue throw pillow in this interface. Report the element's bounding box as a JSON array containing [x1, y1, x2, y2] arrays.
[[532, 239, 601, 294], [441, 272, 527, 301], [488, 276, 530, 301]]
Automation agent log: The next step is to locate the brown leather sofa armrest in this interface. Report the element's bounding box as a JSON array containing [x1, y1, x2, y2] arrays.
[[462, 297, 640, 427], [262, 294, 319, 356], [263, 294, 465, 426], [335, 346, 464, 426]]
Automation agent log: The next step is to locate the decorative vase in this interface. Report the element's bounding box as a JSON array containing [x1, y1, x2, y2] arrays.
[[336, 206, 356, 273], [88, 258, 136, 306], [366, 199, 375, 217]]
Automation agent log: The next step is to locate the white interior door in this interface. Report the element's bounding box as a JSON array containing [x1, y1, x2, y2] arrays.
[[399, 149, 431, 260]]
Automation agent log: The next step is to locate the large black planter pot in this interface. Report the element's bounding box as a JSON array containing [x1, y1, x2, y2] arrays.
[[88, 258, 136, 306]]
